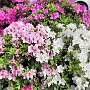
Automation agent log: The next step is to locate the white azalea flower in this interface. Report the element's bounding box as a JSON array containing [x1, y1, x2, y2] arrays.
[[66, 23, 77, 30], [36, 53, 49, 63], [53, 38, 64, 49], [83, 81, 89, 88], [56, 65, 64, 73], [68, 45, 73, 52], [78, 52, 88, 63], [56, 23, 65, 30]]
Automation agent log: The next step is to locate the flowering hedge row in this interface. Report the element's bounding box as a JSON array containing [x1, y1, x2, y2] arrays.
[[0, 0, 90, 34], [0, 21, 90, 90], [0, 0, 90, 90]]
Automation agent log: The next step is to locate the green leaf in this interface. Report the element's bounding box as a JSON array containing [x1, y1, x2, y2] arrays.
[[47, 3, 56, 11]]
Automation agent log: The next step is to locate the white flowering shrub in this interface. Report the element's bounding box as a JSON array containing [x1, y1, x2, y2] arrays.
[[0, 21, 90, 90]]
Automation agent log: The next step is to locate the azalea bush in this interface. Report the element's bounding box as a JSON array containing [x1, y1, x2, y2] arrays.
[[0, 0, 90, 34], [0, 0, 90, 90], [0, 21, 90, 90]]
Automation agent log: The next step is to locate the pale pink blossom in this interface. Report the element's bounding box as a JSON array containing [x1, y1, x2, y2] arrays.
[[28, 45, 40, 55], [0, 46, 3, 54], [23, 69, 36, 79]]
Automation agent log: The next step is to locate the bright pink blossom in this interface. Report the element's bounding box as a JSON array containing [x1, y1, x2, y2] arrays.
[[69, 0, 75, 6], [21, 83, 33, 90], [50, 12, 59, 20], [44, 9, 48, 14], [38, 14, 44, 19], [34, 15, 39, 20], [0, 10, 6, 20], [76, 4, 87, 14], [55, 4, 64, 13], [12, 0, 24, 3]]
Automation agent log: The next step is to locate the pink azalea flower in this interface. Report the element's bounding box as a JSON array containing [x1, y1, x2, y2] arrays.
[[12, 0, 24, 3], [0, 37, 4, 46], [0, 70, 8, 79], [0, 10, 6, 20], [0, 46, 3, 54], [34, 15, 39, 20], [31, 6, 37, 13], [55, 4, 64, 13], [10, 65, 24, 76], [15, 49, 19, 55], [23, 69, 36, 79], [8, 73, 16, 81], [40, 63, 56, 77], [76, 4, 87, 14], [38, 14, 44, 19], [29, 15, 33, 21], [28, 45, 40, 55], [0, 27, 4, 35], [69, 0, 75, 6], [21, 86, 27, 90], [22, 36, 30, 44], [50, 12, 59, 20], [9, 58, 16, 65], [16, 4, 28, 11], [44, 9, 48, 14], [21, 83, 33, 90], [7, 8, 16, 15], [27, 83, 33, 90]]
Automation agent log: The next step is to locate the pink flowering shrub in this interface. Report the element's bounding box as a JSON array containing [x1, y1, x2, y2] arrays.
[[12, 0, 24, 3], [0, 21, 56, 89], [21, 83, 33, 90], [0, 0, 90, 90], [0, 21, 90, 90], [1, 0, 90, 35]]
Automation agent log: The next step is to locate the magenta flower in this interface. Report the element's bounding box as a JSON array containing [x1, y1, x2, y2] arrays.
[[18, 18, 27, 23], [29, 15, 33, 21], [38, 14, 44, 19], [6, 8, 17, 24], [7, 8, 16, 15], [28, 45, 40, 55], [0, 10, 6, 20], [76, 4, 87, 14], [21, 83, 33, 90], [55, 4, 64, 13], [44, 9, 48, 14], [50, 12, 59, 20], [34, 15, 39, 20], [31, 6, 37, 13], [69, 0, 75, 6], [12, 0, 24, 3], [82, 14, 90, 27], [16, 4, 28, 11], [21, 86, 27, 90]]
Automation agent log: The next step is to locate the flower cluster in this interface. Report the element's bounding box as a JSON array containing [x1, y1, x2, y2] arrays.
[[0, 0, 90, 90], [0, 21, 90, 90], [21, 83, 33, 90], [1, 0, 90, 35]]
